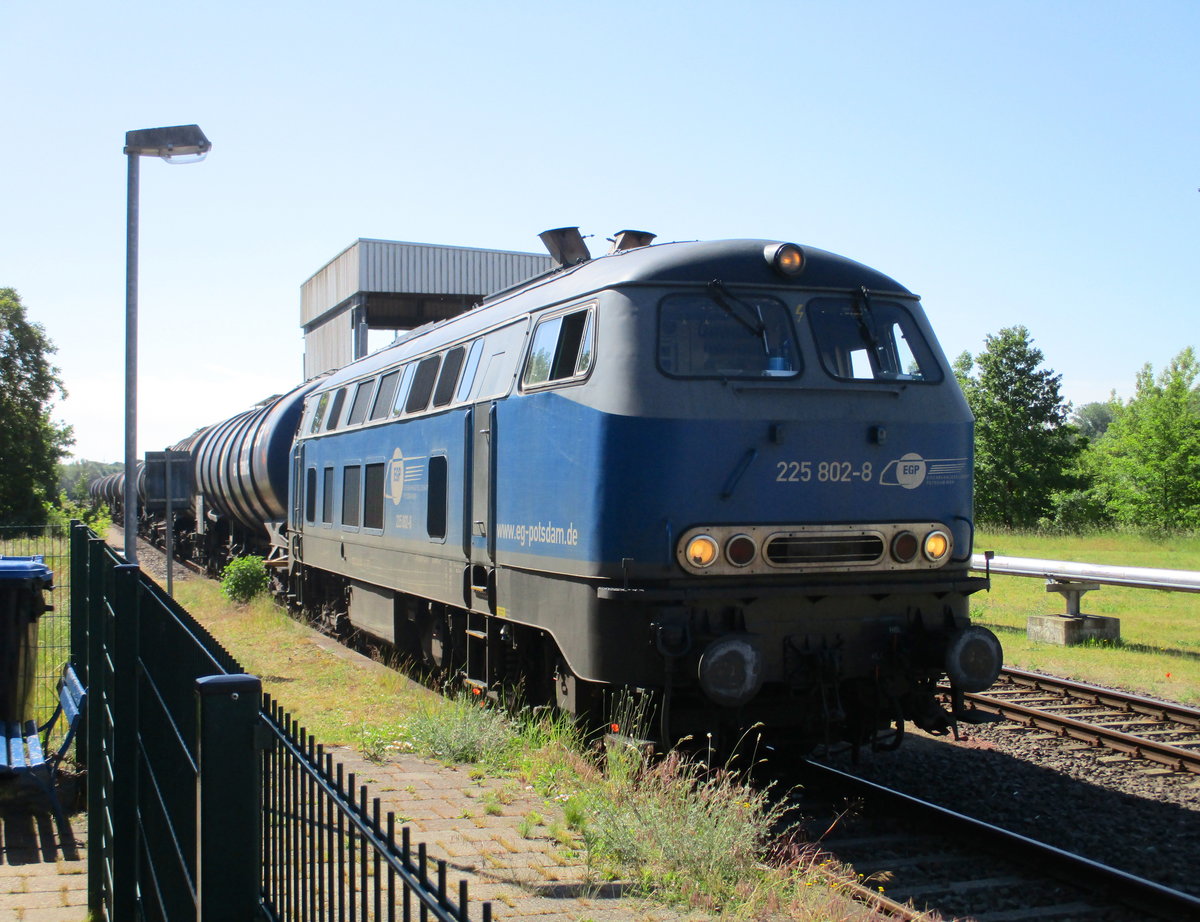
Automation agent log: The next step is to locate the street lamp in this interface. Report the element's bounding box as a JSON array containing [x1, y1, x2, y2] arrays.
[[123, 124, 211, 565]]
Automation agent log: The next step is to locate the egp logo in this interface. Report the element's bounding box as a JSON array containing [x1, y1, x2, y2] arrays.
[[385, 448, 405, 505], [891, 452, 927, 490]]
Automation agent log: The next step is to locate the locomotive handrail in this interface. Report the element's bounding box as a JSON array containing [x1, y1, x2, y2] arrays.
[[970, 554, 1200, 593]]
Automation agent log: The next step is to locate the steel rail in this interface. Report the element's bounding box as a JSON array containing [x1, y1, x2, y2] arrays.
[[961, 690, 1200, 775], [801, 759, 1200, 920], [959, 668, 1200, 773], [970, 553, 1200, 592], [998, 666, 1200, 728]]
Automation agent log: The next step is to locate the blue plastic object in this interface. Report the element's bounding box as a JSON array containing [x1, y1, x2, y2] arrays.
[[0, 555, 53, 585]]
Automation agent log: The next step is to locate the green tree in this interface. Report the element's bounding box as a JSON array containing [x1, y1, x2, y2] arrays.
[[0, 288, 73, 525], [957, 326, 1080, 528], [1089, 348, 1200, 530], [1071, 400, 1117, 442]]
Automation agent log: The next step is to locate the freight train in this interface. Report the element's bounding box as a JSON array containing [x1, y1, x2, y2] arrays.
[[95, 229, 1003, 751]]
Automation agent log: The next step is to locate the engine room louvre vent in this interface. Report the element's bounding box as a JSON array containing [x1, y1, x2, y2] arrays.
[[765, 534, 884, 566]]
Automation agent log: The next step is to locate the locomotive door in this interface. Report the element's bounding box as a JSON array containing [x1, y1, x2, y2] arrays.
[[290, 444, 303, 531], [289, 443, 304, 562], [467, 402, 497, 603]]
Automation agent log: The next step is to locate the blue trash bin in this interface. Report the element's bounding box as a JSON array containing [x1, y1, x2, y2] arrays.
[[0, 555, 54, 724]]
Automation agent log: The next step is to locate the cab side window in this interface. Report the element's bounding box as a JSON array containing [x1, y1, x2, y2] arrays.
[[522, 307, 594, 388]]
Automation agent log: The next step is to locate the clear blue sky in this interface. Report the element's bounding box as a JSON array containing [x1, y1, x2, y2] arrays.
[[2, 1, 1196, 462]]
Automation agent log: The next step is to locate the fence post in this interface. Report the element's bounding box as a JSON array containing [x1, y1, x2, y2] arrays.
[[68, 523, 88, 768], [110, 563, 141, 920], [85, 535, 107, 914], [195, 673, 262, 921], [68, 522, 87, 686]]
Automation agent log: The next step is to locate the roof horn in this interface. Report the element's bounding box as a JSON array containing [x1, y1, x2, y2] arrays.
[[538, 227, 591, 267]]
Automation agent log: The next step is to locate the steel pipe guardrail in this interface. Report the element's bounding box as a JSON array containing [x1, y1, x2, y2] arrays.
[[970, 554, 1200, 593]]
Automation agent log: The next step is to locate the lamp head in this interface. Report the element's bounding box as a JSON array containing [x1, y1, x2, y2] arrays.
[[125, 124, 211, 163]]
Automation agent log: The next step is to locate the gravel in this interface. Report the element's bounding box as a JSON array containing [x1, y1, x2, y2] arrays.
[[107, 525, 194, 587], [815, 707, 1200, 897]]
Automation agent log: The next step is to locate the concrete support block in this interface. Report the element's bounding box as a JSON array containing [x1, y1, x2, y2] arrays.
[[1026, 614, 1121, 646]]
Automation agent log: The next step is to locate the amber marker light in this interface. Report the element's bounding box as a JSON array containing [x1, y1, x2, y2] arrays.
[[923, 530, 951, 562], [685, 535, 720, 568], [767, 243, 805, 277]]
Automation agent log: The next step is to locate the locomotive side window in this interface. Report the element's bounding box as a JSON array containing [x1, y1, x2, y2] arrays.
[[806, 297, 942, 383], [363, 463, 385, 530], [308, 393, 330, 435], [522, 307, 594, 388], [405, 356, 442, 414], [370, 370, 400, 421], [473, 321, 529, 400], [427, 456, 448, 540], [432, 346, 466, 408], [322, 467, 334, 524], [342, 465, 361, 527], [305, 467, 317, 523], [392, 364, 416, 416], [455, 340, 484, 403], [658, 293, 797, 378], [347, 379, 375, 426], [324, 388, 348, 431]]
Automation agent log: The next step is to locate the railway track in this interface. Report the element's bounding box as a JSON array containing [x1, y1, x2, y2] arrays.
[[796, 759, 1200, 921], [954, 667, 1200, 775]]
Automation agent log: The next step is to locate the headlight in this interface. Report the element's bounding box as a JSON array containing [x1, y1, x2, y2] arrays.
[[923, 529, 951, 562], [685, 535, 719, 568], [765, 243, 805, 277]]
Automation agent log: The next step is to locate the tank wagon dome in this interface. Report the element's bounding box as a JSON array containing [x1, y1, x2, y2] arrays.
[[193, 379, 322, 531]]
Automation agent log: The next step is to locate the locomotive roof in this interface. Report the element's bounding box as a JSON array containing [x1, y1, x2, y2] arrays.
[[312, 238, 914, 391], [485, 238, 912, 304]]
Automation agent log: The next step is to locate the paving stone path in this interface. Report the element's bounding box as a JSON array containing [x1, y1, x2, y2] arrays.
[[0, 776, 88, 922]]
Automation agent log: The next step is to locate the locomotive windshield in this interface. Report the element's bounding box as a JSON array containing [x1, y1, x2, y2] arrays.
[[658, 292, 798, 378], [805, 295, 942, 383]]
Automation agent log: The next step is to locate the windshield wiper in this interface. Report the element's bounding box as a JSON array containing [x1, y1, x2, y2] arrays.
[[708, 279, 770, 354], [852, 286, 886, 366]]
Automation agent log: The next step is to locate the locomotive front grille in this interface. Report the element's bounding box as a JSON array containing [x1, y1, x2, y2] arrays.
[[764, 534, 884, 566]]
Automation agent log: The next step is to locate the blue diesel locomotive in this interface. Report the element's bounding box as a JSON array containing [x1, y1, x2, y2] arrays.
[[283, 231, 1002, 749], [107, 230, 1003, 751]]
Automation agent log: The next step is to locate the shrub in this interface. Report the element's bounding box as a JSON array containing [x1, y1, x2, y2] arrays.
[[221, 555, 269, 603]]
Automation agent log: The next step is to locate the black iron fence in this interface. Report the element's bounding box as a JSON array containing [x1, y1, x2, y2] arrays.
[[262, 699, 491, 922], [65, 522, 491, 921]]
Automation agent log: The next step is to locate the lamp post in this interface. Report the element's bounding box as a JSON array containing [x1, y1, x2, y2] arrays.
[[123, 124, 211, 565]]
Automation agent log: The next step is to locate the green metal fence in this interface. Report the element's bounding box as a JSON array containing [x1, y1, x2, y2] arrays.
[[68, 522, 490, 921], [0, 524, 71, 742]]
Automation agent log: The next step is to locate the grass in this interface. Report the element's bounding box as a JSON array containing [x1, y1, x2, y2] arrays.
[[171, 579, 426, 744], [974, 529, 1200, 704]]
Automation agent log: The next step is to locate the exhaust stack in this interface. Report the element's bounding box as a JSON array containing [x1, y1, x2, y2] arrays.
[[538, 227, 591, 267], [609, 229, 656, 253]]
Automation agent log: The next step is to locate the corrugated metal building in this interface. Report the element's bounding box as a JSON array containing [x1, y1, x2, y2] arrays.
[[301, 238, 553, 379]]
